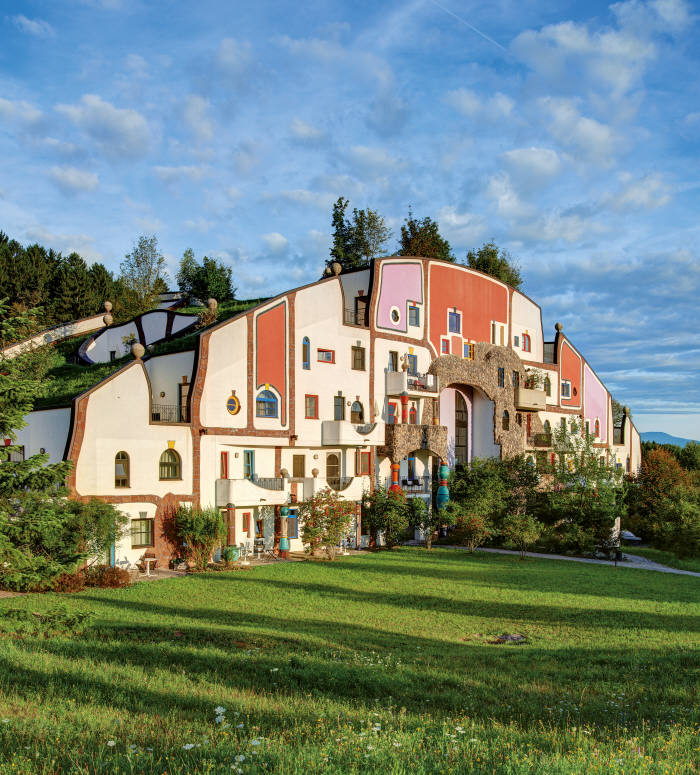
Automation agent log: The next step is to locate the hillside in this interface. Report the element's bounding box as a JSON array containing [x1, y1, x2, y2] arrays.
[[641, 431, 699, 447]]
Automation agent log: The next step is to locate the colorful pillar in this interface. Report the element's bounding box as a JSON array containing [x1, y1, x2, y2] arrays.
[[279, 504, 290, 558], [436, 461, 450, 511], [400, 392, 409, 424], [389, 462, 402, 494]]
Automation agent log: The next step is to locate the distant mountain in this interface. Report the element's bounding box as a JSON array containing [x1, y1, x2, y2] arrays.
[[641, 432, 699, 448]]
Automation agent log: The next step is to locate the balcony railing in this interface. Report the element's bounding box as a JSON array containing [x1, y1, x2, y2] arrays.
[[386, 370, 439, 396], [151, 403, 188, 423], [529, 433, 552, 448], [249, 475, 284, 490], [403, 475, 431, 494], [343, 307, 368, 327], [327, 477, 353, 492]]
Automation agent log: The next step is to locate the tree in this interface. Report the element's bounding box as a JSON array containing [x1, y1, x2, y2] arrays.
[[397, 208, 454, 262], [456, 514, 495, 553], [448, 458, 509, 529], [328, 197, 392, 273], [465, 242, 522, 289], [679, 441, 700, 471], [119, 235, 168, 316], [361, 487, 411, 549], [177, 249, 235, 303], [611, 398, 624, 426], [298, 488, 356, 559], [174, 505, 226, 570], [501, 513, 543, 559], [53, 253, 94, 321]]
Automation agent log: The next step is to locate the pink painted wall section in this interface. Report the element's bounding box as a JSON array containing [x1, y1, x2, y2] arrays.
[[255, 302, 287, 425], [376, 262, 423, 332], [584, 364, 608, 443]]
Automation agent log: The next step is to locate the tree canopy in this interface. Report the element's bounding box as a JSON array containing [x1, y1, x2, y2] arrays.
[[465, 241, 522, 289], [328, 197, 392, 273], [119, 235, 168, 318], [397, 208, 454, 262], [177, 248, 235, 303]]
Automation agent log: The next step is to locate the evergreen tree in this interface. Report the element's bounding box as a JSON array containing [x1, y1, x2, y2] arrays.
[[327, 197, 392, 273], [53, 253, 94, 321], [465, 242, 522, 289], [176, 249, 235, 303], [397, 208, 454, 261]]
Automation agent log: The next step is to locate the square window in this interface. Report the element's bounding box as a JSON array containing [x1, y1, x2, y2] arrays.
[[131, 518, 154, 549], [317, 349, 334, 363], [351, 346, 365, 370], [441, 340, 450, 354], [448, 311, 461, 333], [305, 394, 318, 419], [408, 305, 420, 326]]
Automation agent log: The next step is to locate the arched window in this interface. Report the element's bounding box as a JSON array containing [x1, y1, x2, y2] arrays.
[[159, 449, 181, 480], [544, 376, 551, 396], [326, 453, 340, 487], [502, 410, 510, 431], [594, 418, 600, 438], [256, 389, 278, 418], [409, 403, 417, 424], [522, 333, 531, 352], [115, 451, 129, 488], [350, 401, 364, 424], [302, 337, 310, 370]]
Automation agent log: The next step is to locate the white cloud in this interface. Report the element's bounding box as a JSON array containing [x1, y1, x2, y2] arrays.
[[184, 217, 214, 233], [262, 232, 288, 253], [217, 37, 253, 79], [445, 89, 514, 120], [42, 137, 80, 155], [23, 227, 102, 261], [515, 211, 605, 243], [485, 173, 534, 219], [276, 189, 335, 209], [183, 95, 215, 143], [607, 172, 672, 212], [124, 53, 148, 75], [501, 147, 562, 182], [649, 0, 693, 28], [289, 118, 326, 143], [11, 15, 54, 37], [436, 206, 487, 245], [49, 166, 98, 194], [0, 97, 43, 127], [153, 165, 208, 182], [539, 97, 618, 164], [347, 145, 403, 172], [55, 94, 152, 160]]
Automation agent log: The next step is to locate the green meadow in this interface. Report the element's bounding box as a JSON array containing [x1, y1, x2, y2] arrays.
[[0, 548, 697, 774]]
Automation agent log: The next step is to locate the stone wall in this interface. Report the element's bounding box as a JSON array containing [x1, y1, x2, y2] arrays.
[[381, 424, 448, 464]]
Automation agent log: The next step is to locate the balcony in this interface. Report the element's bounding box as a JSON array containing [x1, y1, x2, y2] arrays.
[[386, 370, 439, 397], [151, 403, 188, 423], [327, 476, 353, 492], [321, 420, 383, 446], [386, 475, 432, 496], [343, 307, 368, 327], [215, 477, 288, 507], [514, 386, 547, 412], [383, 423, 448, 463], [528, 433, 552, 448]]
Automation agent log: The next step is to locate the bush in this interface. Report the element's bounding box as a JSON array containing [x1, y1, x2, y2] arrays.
[[174, 506, 226, 570], [537, 522, 597, 556], [453, 514, 495, 553], [84, 564, 131, 588], [501, 514, 543, 559], [299, 489, 356, 559], [51, 571, 86, 593]]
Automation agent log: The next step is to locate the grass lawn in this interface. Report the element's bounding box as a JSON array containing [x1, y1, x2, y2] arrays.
[[623, 546, 700, 574], [0, 548, 697, 774]]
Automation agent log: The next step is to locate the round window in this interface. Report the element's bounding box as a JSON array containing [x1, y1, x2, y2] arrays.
[[390, 307, 400, 324], [226, 393, 241, 415]]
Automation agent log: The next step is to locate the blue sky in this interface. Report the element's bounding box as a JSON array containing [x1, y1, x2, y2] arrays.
[[1, 0, 699, 438]]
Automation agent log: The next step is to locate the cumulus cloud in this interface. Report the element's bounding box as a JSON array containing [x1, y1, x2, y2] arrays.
[[538, 97, 618, 164], [216, 37, 253, 82], [153, 165, 208, 182], [501, 147, 562, 182], [445, 89, 514, 120], [11, 15, 54, 37], [184, 217, 214, 233], [436, 206, 487, 246], [607, 172, 672, 212], [347, 145, 403, 173], [0, 97, 43, 129], [49, 166, 98, 194], [55, 94, 152, 160], [485, 173, 534, 219], [24, 227, 102, 261], [262, 232, 288, 253], [276, 189, 335, 210], [182, 94, 215, 143], [289, 118, 326, 144]]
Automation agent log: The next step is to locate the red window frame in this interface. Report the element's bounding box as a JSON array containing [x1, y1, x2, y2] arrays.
[[317, 349, 335, 363], [409, 404, 417, 424], [355, 450, 371, 476], [242, 512, 251, 536], [304, 394, 318, 419], [522, 333, 531, 352], [220, 451, 229, 479], [441, 339, 450, 354]]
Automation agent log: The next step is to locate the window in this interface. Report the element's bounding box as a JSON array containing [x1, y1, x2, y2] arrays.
[[491, 322, 497, 344], [7, 445, 24, 462], [407, 455, 416, 480], [242, 512, 251, 536], [544, 376, 551, 396], [243, 450, 255, 480], [317, 349, 335, 363], [463, 343, 475, 360], [326, 453, 340, 484], [513, 335, 520, 347], [355, 450, 371, 476], [256, 389, 278, 417], [502, 410, 510, 431], [448, 311, 461, 333], [292, 454, 305, 478], [350, 401, 364, 424], [224, 508, 235, 546], [334, 395, 345, 421], [109, 350, 116, 362], [522, 333, 531, 352], [115, 451, 129, 488], [441, 340, 450, 354], [594, 418, 600, 438], [288, 509, 298, 539], [388, 402, 397, 424], [391, 308, 400, 323], [302, 337, 310, 370], [408, 305, 420, 326], [561, 380, 571, 398], [407, 354, 418, 375], [159, 449, 181, 480], [255, 519, 263, 537], [351, 346, 365, 371], [516, 412, 522, 426], [512, 371, 520, 388], [409, 403, 417, 424], [526, 413, 532, 437], [389, 351, 398, 372], [131, 516, 154, 548], [305, 394, 318, 419], [500, 327, 505, 346], [497, 367, 505, 388], [220, 451, 229, 479]]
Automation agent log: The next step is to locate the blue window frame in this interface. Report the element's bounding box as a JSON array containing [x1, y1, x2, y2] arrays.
[[302, 337, 310, 370], [408, 305, 420, 326], [288, 509, 298, 539], [388, 403, 397, 424], [243, 450, 255, 480], [407, 354, 418, 376], [448, 311, 461, 333], [256, 389, 278, 417], [513, 335, 520, 347], [441, 340, 449, 354]]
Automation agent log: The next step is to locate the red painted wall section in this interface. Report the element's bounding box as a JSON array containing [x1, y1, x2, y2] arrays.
[[256, 302, 287, 425], [429, 263, 509, 354], [560, 339, 582, 408]]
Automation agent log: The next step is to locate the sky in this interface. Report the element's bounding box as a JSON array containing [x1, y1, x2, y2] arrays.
[[1, 0, 699, 439]]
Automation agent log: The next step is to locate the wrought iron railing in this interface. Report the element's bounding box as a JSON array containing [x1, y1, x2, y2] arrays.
[[250, 476, 285, 491], [151, 404, 188, 423], [402, 475, 432, 494], [343, 307, 368, 327], [327, 477, 353, 491]]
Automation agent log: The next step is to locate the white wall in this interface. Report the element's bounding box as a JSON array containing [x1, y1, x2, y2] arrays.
[[511, 292, 543, 362], [113, 502, 158, 569], [1, 315, 104, 359], [145, 351, 195, 407], [14, 408, 71, 463], [339, 269, 371, 306], [374, 337, 434, 423], [472, 389, 500, 459]]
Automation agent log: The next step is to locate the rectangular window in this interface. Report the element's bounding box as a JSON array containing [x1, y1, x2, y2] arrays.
[[302, 338, 310, 370], [292, 454, 305, 478], [304, 394, 318, 419], [388, 403, 397, 424], [441, 340, 449, 354], [407, 455, 416, 480], [500, 326, 505, 346], [351, 346, 365, 370], [243, 450, 255, 480], [463, 343, 474, 360], [497, 367, 505, 388], [225, 508, 235, 546], [388, 351, 398, 372], [408, 305, 420, 326], [242, 512, 251, 536], [448, 311, 461, 333], [512, 371, 519, 388], [513, 335, 519, 347], [288, 509, 298, 539], [255, 519, 263, 537], [522, 333, 531, 352], [491, 322, 497, 344], [355, 450, 371, 476], [131, 518, 154, 549], [8, 445, 25, 463], [317, 349, 335, 363], [561, 381, 571, 398], [220, 451, 229, 479], [407, 354, 418, 375], [334, 395, 345, 421]]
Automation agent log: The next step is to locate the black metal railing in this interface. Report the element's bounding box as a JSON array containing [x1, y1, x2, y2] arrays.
[[250, 476, 285, 491], [151, 404, 188, 423], [401, 475, 431, 494], [343, 307, 368, 327], [327, 476, 353, 491]]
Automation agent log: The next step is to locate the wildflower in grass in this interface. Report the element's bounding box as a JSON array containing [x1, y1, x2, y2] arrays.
[[215, 716, 225, 724], [235, 755, 245, 762], [183, 743, 195, 750], [214, 706, 226, 715], [107, 741, 115, 747], [250, 739, 261, 746]]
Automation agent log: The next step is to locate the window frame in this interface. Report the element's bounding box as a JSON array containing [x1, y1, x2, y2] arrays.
[[502, 410, 510, 431], [544, 376, 552, 396], [333, 395, 345, 421], [288, 509, 298, 539], [256, 389, 278, 418], [317, 348, 335, 364], [407, 354, 418, 376], [159, 449, 181, 481], [243, 449, 255, 480], [130, 517, 154, 549], [448, 311, 461, 334], [463, 342, 475, 360], [351, 345, 366, 371], [522, 333, 531, 352], [388, 351, 398, 372], [441, 339, 450, 354], [220, 450, 229, 479], [302, 337, 310, 370], [497, 367, 505, 388], [561, 380, 571, 399], [408, 305, 420, 327], [292, 454, 305, 479], [409, 403, 417, 425], [115, 450, 130, 488], [388, 402, 397, 424], [242, 512, 251, 535], [350, 401, 364, 424], [304, 394, 318, 419]]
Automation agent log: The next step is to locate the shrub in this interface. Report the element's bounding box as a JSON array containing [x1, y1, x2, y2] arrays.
[[361, 488, 413, 549], [501, 514, 543, 559], [174, 506, 226, 570], [299, 489, 356, 559], [453, 514, 495, 553], [51, 571, 86, 593], [84, 564, 131, 588], [537, 522, 596, 556]]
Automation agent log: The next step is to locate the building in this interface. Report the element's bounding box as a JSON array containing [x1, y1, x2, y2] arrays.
[[14, 256, 641, 567]]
